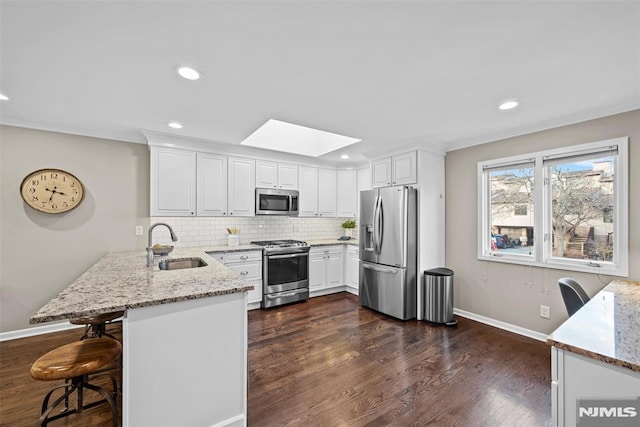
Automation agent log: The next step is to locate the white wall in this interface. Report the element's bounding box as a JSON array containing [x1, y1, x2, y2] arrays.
[[0, 125, 149, 333], [445, 109, 640, 334]]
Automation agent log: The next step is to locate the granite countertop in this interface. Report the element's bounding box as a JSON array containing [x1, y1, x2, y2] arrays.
[[30, 247, 254, 324], [547, 279, 640, 372], [31, 239, 359, 324]]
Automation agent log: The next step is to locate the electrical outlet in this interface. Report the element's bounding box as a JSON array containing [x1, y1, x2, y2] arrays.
[[135, 225, 143, 236], [540, 305, 550, 319]]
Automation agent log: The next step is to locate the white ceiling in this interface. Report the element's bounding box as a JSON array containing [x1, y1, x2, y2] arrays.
[[1, 0, 639, 164]]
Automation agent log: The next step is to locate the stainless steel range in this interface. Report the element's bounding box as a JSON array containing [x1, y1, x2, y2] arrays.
[[251, 240, 310, 308]]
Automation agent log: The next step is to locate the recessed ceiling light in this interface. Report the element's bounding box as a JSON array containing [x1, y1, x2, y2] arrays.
[[177, 66, 200, 80], [340, 154, 350, 159], [168, 122, 183, 129], [241, 119, 361, 158], [499, 100, 519, 110], [0, 93, 9, 101]]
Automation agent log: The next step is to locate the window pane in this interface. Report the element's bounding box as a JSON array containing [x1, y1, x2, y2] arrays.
[[489, 167, 535, 255], [550, 156, 615, 262]]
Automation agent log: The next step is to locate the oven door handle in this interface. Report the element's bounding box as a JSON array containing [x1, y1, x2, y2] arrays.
[[266, 289, 307, 298], [267, 252, 309, 259]]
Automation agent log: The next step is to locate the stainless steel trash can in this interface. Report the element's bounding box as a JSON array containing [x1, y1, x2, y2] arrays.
[[423, 268, 457, 325]]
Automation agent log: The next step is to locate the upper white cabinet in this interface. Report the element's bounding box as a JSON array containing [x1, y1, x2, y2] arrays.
[[197, 153, 227, 217], [336, 170, 357, 217], [228, 157, 256, 217], [298, 166, 319, 217], [278, 163, 298, 190], [151, 147, 196, 216], [371, 151, 417, 188], [255, 161, 299, 190], [317, 169, 337, 217]]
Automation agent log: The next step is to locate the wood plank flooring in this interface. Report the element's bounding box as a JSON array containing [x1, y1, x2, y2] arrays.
[[247, 293, 551, 426], [1, 293, 551, 426]]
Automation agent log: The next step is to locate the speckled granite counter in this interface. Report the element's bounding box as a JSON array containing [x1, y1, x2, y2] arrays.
[[307, 239, 359, 247], [547, 279, 640, 372], [30, 247, 254, 324]]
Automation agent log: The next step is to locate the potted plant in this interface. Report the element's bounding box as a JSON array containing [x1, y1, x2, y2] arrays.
[[341, 220, 356, 239]]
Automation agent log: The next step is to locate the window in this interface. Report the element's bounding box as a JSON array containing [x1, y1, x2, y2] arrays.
[[478, 137, 628, 277]]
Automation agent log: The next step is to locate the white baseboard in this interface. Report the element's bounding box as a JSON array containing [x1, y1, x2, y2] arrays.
[[0, 321, 82, 342], [345, 287, 358, 296], [210, 414, 244, 427], [453, 308, 548, 342]]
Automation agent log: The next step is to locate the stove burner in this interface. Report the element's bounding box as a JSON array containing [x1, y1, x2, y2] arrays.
[[251, 239, 308, 248]]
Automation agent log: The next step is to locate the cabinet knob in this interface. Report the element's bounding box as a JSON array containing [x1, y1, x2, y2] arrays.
[[230, 212, 233, 215], [223, 212, 226, 215], [240, 255, 248, 260], [240, 271, 248, 275]]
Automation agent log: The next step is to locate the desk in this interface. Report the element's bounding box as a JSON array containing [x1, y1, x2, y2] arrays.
[[547, 280, 640, 426]]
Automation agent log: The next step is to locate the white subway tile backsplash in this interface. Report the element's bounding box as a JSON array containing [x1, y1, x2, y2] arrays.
[[148, 216, 355, 247]]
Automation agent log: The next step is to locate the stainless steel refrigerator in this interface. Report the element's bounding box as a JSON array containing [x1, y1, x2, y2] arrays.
[[359, 186, 417, 320]]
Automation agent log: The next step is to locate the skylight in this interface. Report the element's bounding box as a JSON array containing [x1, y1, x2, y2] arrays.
[[240, 119, 360, 157]]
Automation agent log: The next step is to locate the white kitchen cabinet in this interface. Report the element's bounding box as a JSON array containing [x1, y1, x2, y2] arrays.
[[150, 147, 196, 216], [255, 160, 278, 189], [197, 153, 228, 217], [278, 163, 298, 190], [345, 245, 359, 295], [357, 166, 372, 217], [317, 168, 337, 217], [298, 166, 319, 217], [255, 161, 298, 190], [551, 346, 640, 426], [210, 250, 263, 308], [228, 157, 256, 217], [371, 157, 392, 188], [371, 151, 417, 188], [337, 169, 357, 217], [309, 246, 343, 292]]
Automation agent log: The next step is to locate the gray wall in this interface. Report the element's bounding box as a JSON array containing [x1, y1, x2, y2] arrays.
[[0, 126, 149, 333], [445, 109, 639, 335]]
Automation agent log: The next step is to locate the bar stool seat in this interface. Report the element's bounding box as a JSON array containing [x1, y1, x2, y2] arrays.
[[70, 311, 124, 340], [31, 337, 122, 426]]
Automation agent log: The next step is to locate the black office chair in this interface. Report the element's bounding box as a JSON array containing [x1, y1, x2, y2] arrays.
[[558, 277, 590, 317]]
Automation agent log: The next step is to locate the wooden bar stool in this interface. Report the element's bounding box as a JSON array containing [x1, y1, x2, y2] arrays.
[[70, 311, 124, 340], [30, 337, 122, 426]]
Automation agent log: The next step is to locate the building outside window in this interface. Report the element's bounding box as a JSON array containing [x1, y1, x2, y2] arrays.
[[478, 137, 628, 277]]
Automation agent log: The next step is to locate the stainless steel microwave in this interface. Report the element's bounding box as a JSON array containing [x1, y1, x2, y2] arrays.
[[255, 188, 299, 216]]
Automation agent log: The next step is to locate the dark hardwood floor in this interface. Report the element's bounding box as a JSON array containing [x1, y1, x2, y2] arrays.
[[1, 293, 551, 426], [247, 293, 551, 427]]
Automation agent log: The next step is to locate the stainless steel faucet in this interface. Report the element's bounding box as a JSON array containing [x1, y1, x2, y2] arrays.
[[147, 223, 178, 267]]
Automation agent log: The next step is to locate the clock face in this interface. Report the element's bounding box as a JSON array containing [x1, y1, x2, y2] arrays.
[[20, 169, 85, 214]]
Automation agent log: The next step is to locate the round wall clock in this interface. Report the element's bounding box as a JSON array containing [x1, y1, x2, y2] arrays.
[[20, 168, 85, 214]]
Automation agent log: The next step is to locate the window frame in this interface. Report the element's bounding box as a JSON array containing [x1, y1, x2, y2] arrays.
[[477, 137, 628, 277]]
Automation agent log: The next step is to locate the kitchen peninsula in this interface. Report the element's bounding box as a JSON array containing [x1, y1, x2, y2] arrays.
[[31, 246, 255, 427], [547, 280, 640, 426]]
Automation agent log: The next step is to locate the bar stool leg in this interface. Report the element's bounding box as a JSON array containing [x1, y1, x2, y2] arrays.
[[85, 382, 119, 427]]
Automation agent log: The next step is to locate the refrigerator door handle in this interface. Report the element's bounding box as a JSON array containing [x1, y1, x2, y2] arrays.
[[378, 197, 384, 253], [373, 196, 381, 254], [363, 263, 398, 274]]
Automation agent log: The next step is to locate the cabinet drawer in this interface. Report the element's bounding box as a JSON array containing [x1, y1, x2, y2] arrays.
[[226, 261, 262, 281], [311, 246, 344, 256], [225, 251, 262, 264]]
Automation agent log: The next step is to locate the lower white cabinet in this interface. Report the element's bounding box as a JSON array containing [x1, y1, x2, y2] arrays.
[[345, 246, 359, 294], [551, 346, 640, 426], [211, 250, 263, 307], [309, 246, 343, 292]]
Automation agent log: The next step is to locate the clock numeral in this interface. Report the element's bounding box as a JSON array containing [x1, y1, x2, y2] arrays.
[[73, 189, 78, 195], [51, 203, 58, 210], [70, 182, 75, 187], [31, 179, 39, 186], [32, 195, 39, 201], [63, 202, 69, 208], [29, 187, 36, 194], [50, 173, 58, 179], [40, 175, 47, 181], [63, 176, 66, 182], [71, 197, 75, 202]]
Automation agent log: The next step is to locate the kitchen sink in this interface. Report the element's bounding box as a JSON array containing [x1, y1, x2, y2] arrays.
[[158, 257, 208, 270]]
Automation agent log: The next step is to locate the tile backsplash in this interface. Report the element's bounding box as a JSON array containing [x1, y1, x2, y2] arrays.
[[149, 216, 358, 247]]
